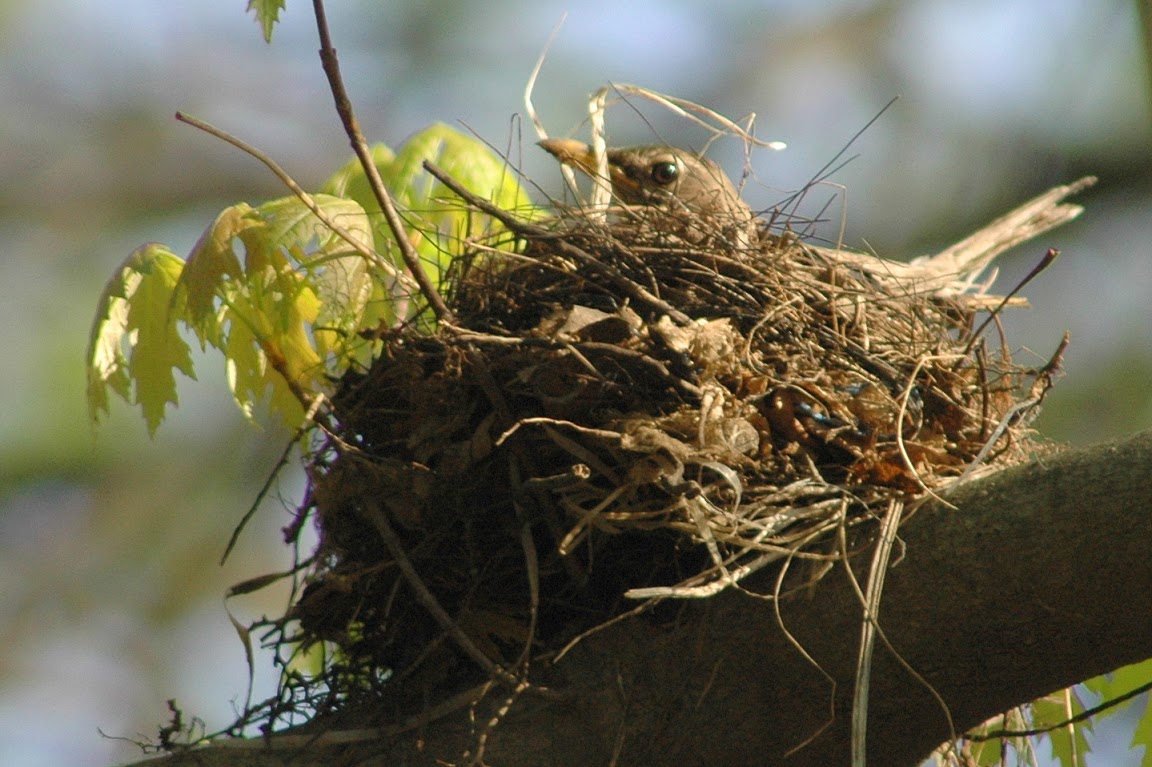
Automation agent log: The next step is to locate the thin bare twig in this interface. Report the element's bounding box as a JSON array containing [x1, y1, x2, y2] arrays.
[[423, 159, 692, 324], [963, 247, 1060, 356], [173, 112, 414, 293], [311, 0, 453, 324], [969, 678, 1152, 741], [355, 496, 528, 689]]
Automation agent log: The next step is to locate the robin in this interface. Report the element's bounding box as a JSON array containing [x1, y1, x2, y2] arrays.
[[538, 138, 755, 244]]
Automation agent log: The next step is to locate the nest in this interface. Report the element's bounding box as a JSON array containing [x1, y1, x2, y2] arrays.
[[258, 168, 1087, 727]]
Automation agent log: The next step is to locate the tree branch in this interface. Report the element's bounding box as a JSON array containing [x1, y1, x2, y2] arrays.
[[125, 428, 1152, 767]]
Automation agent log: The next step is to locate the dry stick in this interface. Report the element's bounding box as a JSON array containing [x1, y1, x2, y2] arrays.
[[172, 112, 412, 293], [466, 678, 530, 767], [970, 678, 1152, 741], [311, 0, 453, 325], [423, 160, 693, 325], [961, 247, 1060, 358], [355, 497, 548, 697]]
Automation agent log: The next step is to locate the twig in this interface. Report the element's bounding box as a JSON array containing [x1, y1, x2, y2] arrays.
[[962, 247, 1059, 356], [423, 160, 692, 324], [524, 14, 567, 142], [356, 496, 517, 683], [969, 678, 1152, 741], [173, 112, 413, 293], [208, 682, 497, 748], [219, 395, 324, 565], [594, 83, 787, 152], [311, 0, 453, 324], [837, 503, 958, 760], [957, 332, 1070, 483]]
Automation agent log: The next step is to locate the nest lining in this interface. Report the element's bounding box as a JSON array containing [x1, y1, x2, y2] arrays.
[[261, 186, 1065, 726]]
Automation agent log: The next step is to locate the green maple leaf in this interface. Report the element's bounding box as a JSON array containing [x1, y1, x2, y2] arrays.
[[90, 122, 537, 434], [322, 123, 540, 293], [1084, 659, 1152, 765], [1032, 690, 1092, 767], [87, 243, 194, 435], [247, 0, 285, 43]]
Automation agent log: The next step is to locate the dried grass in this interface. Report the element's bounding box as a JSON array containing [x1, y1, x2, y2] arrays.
[[251, 133, 1092, 728]]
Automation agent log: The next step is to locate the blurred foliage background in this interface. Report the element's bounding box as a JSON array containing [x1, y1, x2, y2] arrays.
[[0, 2, 1148, 766]]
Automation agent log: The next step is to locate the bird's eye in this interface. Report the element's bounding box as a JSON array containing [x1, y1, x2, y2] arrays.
[[650, 160, 679, 185]]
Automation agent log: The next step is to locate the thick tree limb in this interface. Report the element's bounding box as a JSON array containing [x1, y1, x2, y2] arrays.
[[127, 428, 1152, 767]]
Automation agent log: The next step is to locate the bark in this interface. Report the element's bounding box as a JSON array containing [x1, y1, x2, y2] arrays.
[[131, 428, 1152, 767]]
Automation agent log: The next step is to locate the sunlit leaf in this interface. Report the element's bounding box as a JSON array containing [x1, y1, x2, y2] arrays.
[[1085, 658, 1152, 703], [87, 266, 136, 417], [964, 727, 1003, 766], [1032, 689, 1092, 767], [219, 258, 319, 426], [384, 123, 537, 278], [94, 123, 539, 434], [86, 243, 194, 435], [222, 299, 268, 422], [246, 194, 372, 264], [247, 194, 379, 365], [286, 641, 329, 680], [1135, 695, 1152, 767], [1084, 659, 1152, 765], [323, 143, 396, 199], [320, 124, 540, 298], [179, 203, 253, 340], [246, 0, 285, 43]]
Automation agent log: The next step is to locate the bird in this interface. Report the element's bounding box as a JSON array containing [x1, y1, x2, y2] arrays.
[[538, 138, 755, 244]]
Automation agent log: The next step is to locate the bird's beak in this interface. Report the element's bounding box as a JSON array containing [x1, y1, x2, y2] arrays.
[[538, 138, 598, 174], [538, 138, 641, 198]]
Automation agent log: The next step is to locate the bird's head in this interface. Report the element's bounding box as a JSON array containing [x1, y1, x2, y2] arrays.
[[538, 138, 751, 223]]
